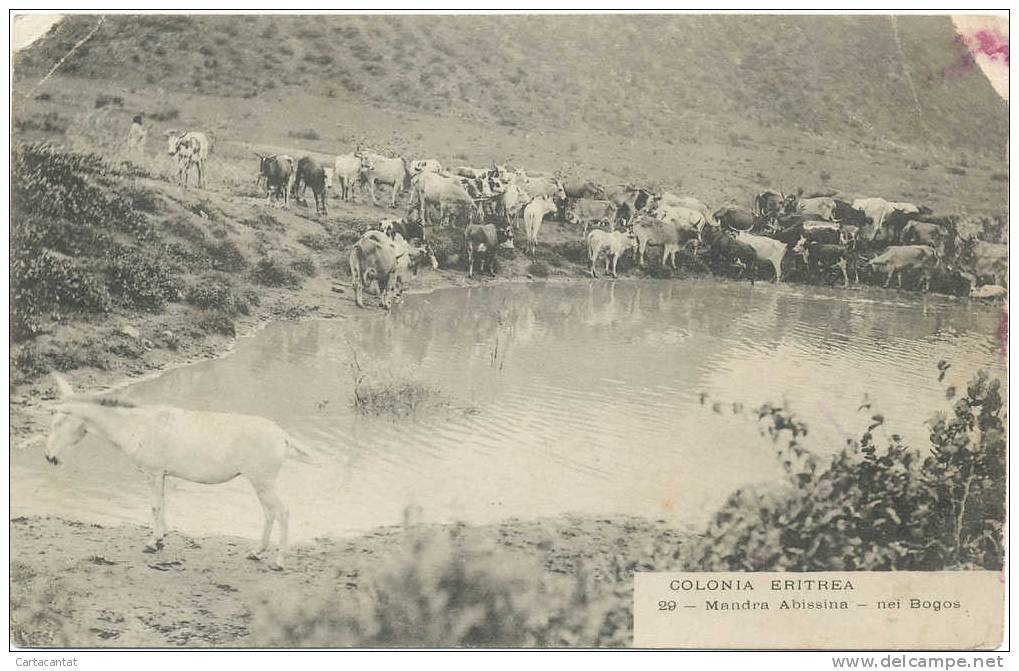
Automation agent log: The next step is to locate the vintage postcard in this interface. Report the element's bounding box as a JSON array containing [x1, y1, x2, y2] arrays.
[[8, 11, 1008, 652]]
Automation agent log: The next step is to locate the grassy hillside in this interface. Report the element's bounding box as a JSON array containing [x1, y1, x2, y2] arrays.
[[14, 14, 1008, 152], [8, 13, 1008, 395]]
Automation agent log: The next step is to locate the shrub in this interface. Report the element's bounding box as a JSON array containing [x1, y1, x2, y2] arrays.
[[287, 128, 321, 141], [193, 310, 236, 337], [990, 172, 1006, 182], [12, 143, 155, 241], [10, 578, 83, 647], [148, 106, 179, 122], [14, 112, 68, 134], [692, 367, 1005, 571], [252, 257, 303, 288], [122, 184, 161, 213], [526, 260, 551, 278], [11, 251, 112, 341], [183, 281, 247, 315], [205, 238, 247, 272], [251, 522, 631, 647], [93, 94, 124, 109], [105, 248, 180, 311], [241, 213, 286, 232], [291, 256, 317, 277], [946, 166, 967, 176], [161, 216, 207, 244], [297, 233, 333, 251]]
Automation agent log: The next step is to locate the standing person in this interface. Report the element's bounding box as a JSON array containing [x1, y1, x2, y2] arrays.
[[127, 114, 147, 158]]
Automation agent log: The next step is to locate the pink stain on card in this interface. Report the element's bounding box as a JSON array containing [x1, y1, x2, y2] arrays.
[[968, 29, 1010, 66]]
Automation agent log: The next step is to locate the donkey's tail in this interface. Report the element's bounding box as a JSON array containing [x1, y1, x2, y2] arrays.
[[285, 437, 318, 465]]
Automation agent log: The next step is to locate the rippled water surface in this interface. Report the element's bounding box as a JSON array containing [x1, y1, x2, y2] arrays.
[[13, 281, 1004, 541]]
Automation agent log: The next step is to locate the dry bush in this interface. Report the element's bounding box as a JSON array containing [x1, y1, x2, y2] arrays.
[[251, 521, 632, 647]]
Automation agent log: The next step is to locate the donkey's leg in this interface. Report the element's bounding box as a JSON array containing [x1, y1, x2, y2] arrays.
[[247, 482, 277, 562], [143, 472, 167, 553], [250, 483, 288, 570]]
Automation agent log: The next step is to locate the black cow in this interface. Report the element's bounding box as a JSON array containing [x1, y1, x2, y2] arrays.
[[255, 153, 295, 207], [713, 207, 759, 232], [701, 225, 759, 284], [464, 223, 513, 278], [292, 156, 328, 214], [606, 186, 656, 224], [794, 238, 852, 288], [832, 200, 869, 228]]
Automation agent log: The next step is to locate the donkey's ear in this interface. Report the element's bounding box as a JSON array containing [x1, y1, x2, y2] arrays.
[[53, 373, 74, 399]]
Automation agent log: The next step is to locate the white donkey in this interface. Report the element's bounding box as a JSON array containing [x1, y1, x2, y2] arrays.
[[44, 374, 313, 570]]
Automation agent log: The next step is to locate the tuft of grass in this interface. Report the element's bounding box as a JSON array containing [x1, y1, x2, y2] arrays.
[[252, 256, 303, 288], [353, 377, 450, 418], [526, 260, 551, 278], [147, 105, 179, 122], [287, 128, 320, 141]]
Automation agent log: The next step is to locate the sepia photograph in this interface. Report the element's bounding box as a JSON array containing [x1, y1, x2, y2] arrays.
[[8, 9, 1009, 652]]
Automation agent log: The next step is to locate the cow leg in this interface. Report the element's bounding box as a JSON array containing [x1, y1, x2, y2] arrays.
[[897, 270, 903, 289], [838, 259, 848, 289]]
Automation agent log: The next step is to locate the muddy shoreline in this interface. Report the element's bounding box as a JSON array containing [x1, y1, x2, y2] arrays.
[[11, 513, 692, 647]]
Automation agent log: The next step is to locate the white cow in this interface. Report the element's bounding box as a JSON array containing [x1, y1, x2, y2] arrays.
[[522, 195, 558, 256], [587, 229, 636, 278], [166, 130, 211, 189]]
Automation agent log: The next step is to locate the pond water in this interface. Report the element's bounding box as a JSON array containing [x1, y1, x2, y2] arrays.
[[13, 280, 1004, 542]]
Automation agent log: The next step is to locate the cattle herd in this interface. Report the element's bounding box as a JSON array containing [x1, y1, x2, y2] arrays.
[[164, 132, 1007, 309]]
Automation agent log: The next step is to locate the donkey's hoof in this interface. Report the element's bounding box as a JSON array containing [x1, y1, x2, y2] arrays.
[[246, 551, 264, 562], [268, 561, 285, 572], [142, 539, 164, 554]]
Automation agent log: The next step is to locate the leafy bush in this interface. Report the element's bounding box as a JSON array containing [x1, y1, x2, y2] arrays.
[[193, 310, 237, 337], [252, 257, 303, 288], [12, 143, 155, 241], [11, 250, 112, 340], [692, 367, 1005, 571], [105, 248, 180, 311], [184, 282, 245, 315], [205, 238, 247, 272], [252, 522, 631, 647]]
